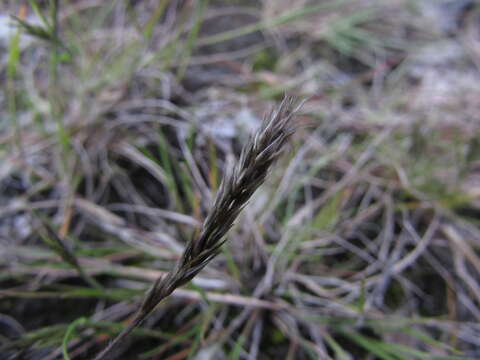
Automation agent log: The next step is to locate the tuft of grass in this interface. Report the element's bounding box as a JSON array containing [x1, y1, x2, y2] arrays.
[[2, 1, 480, 358]]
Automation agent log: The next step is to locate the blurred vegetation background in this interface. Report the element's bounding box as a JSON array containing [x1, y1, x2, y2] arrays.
[[1, 0, 480, 359]]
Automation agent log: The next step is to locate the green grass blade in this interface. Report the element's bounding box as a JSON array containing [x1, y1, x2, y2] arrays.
[[198, 0, 349, 47], [177, 0, 209, 79], [62, 317, 87, 360], [143, 0, 170, 40], [342, 331, 399, 360]]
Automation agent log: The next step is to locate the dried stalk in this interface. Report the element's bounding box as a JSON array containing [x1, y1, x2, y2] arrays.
[[93, 95, 302, 360]]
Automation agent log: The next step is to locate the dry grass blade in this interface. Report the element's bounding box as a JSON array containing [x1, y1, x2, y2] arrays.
[[93, 95, 303, 360]]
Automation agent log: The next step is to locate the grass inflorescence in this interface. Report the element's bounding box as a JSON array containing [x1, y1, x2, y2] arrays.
[[94, 96, 302, 360]]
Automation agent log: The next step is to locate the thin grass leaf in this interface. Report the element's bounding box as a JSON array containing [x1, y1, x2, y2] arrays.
[[62, 317, 87, 360], [342, 331, 398, 360], [143, 0, 170, 40], [177, 0, 209, 80], [7, 12, 22, 153], [197, 0, 349, 47], [29, 0, 51, 29]]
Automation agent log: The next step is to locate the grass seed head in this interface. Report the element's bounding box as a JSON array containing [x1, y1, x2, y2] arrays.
[[94, 95, 302, 360]]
